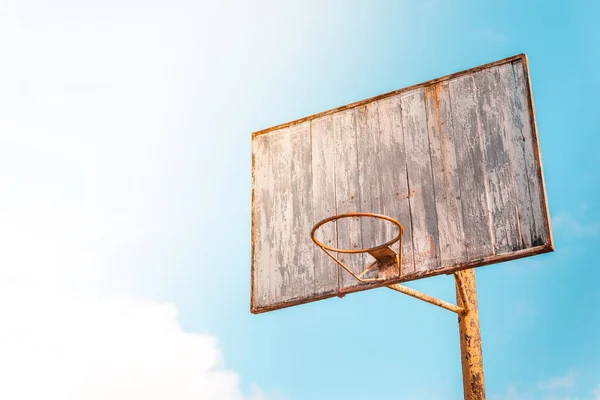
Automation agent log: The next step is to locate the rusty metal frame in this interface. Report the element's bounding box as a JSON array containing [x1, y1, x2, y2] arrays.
[[312, 212, 469, 314], [387, 273, 469, 314], [311, 212, 404, 283]]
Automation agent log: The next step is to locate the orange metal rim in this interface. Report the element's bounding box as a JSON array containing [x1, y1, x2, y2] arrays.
[[310, 212, 404, 254]]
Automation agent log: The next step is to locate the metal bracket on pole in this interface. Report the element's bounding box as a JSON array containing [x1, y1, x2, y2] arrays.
[[454, 271, 470, 313], [387, 271, 470, 315]]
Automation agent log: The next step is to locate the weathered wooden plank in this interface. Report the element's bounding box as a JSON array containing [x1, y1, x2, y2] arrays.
[[311, 116, 339, 294], [473, 65, 522, 254], [333, 109, 363, 288], [252, 133, 271, 307], [289, 122, 315, 299], [376, 94, 414, 274], [356, 102, 384, 280], [401, 88, 440, 272], [513, 60, 547, 247], [268, 128, 293, 302], [448, 75, 494, 259], [424, 82, 467, 268], [503, 63, 534, 249]]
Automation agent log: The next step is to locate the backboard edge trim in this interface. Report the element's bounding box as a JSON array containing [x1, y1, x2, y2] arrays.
[[250, 242, 553, 314], [251, 53, 527, 138], [520, 54, 554, 250], [250, 136, 256, 312]]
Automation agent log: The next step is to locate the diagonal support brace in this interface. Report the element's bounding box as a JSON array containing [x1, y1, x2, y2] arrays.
[[387, 272, 470, 315]]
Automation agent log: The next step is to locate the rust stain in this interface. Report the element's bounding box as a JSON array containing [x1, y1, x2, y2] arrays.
[[425, 82, 446, 151], [428, 234, 436, 256], [425, 82, 443, 126]]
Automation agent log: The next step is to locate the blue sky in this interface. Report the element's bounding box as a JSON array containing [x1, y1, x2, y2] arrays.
[[0, 0, 598, 399]]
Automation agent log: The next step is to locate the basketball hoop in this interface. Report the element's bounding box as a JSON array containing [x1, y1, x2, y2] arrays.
[[310, 212, 404, 283]]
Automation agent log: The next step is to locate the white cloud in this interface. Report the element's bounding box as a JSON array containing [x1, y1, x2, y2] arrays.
[[538, 373, 577, 390], [0, 201, 280, 398], [490, 386, 582, 400], [545, 397, 580, 400], [552, 212, 600, 237], [0, 173, 278, 399], [490, 373, 600, 400], [0, 289, 281, 400], [0, 4, 284, 399], [489, 385, 531, 400]]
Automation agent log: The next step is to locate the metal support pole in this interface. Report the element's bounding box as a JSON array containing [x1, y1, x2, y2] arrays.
[[383, 268, 486, 399], [454, 269, 486, 400]]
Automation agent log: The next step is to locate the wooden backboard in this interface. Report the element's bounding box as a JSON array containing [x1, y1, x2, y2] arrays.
[[251, 54, 553, 314]]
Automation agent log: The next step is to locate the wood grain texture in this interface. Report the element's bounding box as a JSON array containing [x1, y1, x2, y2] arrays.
[[504, 62, 535, 249], [376, 94, 414, 273], [251, 54, 552, 314], [251, 133, 271, 308], [356, 103, 384, 280], [424, 82, 467, 268], [311, 116, 339, 294], [268, 128, 292, 302], [513, 60, 547, 247], [449, 75, 494, 259], [519, 56, 553, 248], [333, 109, 363, 288], [402, 88, 440, 272], [289, 122, 315, 299], [473, 65, 522, 254]]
